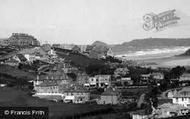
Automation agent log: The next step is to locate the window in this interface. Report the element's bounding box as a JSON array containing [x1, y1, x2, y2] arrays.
[[176, 98, 178, 102]]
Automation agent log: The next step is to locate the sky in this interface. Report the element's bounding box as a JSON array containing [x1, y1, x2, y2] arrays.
[[0, 0, 190, 45]]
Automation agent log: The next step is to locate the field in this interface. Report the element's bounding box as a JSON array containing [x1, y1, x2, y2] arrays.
[[0, 64, 36, 80], [0, 87, 115, 119]]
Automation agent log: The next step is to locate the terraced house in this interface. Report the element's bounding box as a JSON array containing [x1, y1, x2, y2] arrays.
[[87, 75, 111, 88], [7, 33, 40, 46], [33, 71, 70, 101]]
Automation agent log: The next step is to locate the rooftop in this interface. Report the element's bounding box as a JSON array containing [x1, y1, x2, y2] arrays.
[[181, 73, 190, 77], [101, 88, 119, 96]]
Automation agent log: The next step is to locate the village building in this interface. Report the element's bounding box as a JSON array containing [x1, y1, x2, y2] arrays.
[[4, 58, 19, 67], [72, 45, 81, 53], [78, 45, 87, 53], [61, 85, 90, 104], [154, 103, 189, 118], [106, 48, 114, 57], [114, 67, 129, 78], [151, 72, 164, 81], [33, 71, 71, 101], [172, 87, 190, 107], [76, 72, 89, 86], [19, 47, 49, 62], [95, 75, 111, 88], [98, 88, 120, 105], [0, 38, 9, 46], [130, 110, 149, 119], [6, 33, 40, 47], [41, 44, 51, 53], [140, 74, 151, 84], [3, 54, 27, 67], [120, 77, 133, 86], [87, 75, 111, 88], [33, 81, 63, 101], [179, 73, 190, 82]]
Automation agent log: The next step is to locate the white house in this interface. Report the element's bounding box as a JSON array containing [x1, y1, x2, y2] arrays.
[[172, 87, 190, 107], [62, 85, 90, 104], [87, 75, 111, 88]]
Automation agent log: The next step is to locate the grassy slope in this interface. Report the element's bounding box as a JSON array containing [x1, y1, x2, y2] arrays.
[[0, 87, 111, 118], [0, 64, 36, 81], [55, 49, 105, 68]]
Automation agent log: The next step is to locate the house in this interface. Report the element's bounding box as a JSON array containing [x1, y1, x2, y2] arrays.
[[33, 72, 71, 101], [88, 77, 97, 87], [151, 72, 164, 81], [114, 67, 129, 78], [7, 33, 40, 47], [77, 72, 89, 85], [48, 49, 57, 58], [179, 73, 190, 82], [95, 75, 111, 88], [13, 54, 27, 63], [155, 103, 189, 118], [120, 77, 133, 85], [130, 110, 149, 119], [87, 75, 111, 88], [98, 88, 120, 105], [41, 44, 51, 53], [62, 85, 90, 103], [20, 47, 48, 62], [53, 62, 78, 74], [72, 45, 81, 53], [120, 91, 137, 104], [33, 79, 64, 101], [172, 87, 190, 107], [140, 74, 151, 84], [113, 77, 133, 87], [78, 45, 87, 53], [0, 38, 9, 46], [106, 48, 114, 57], [4, 58, 19, 67]]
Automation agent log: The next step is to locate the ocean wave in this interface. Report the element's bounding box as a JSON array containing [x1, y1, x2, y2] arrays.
[[116, 46, 190, 59]]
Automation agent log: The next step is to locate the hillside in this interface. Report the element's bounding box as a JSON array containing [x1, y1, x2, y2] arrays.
[[54, 48, 105, 69], [111, 38, 190, 54], [92, 41, 108, 47], [178, 48, 190, 56]]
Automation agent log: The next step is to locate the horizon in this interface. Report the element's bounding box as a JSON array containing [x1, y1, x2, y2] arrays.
[[0, 0, 190, 45], [2, 33, 190, 45]]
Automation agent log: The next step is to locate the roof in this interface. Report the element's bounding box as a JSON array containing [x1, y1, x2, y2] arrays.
[[173, 87, 190, 98], [95, 75, 111, 78], [17, 54, 27, 62], [129, 110, 149, 115], [64, 96, 75, 100], [101, 88, 119, 96], [141, 74, 151, 77], [181, 73, 190, 77], [20, 47, 47, 56], [41, 44, 51, 52], [39, 71, 68, 80], [36, 81, 59, 87], [63, 85, 89, 93], [151, 72, 164, 75], [157, 103, 187, 111]]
